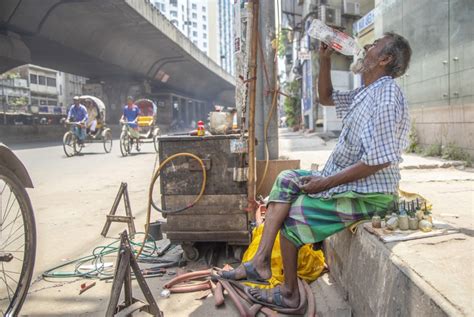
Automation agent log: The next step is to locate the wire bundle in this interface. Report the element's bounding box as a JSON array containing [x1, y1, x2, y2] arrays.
[[42, 233, 163, 279]]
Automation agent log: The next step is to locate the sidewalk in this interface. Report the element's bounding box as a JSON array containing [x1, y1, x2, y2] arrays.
[[279, 129, 474, 316]]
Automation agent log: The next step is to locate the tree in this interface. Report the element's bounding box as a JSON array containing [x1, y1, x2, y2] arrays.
[[283, 80, 301, 128]]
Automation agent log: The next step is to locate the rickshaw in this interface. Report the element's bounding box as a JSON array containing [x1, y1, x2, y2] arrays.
[[62, 95, 113, 157], [119, 99, 160, 157]]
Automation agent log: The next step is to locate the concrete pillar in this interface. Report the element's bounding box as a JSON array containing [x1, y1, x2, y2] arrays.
[[99, 80, 144, 123], [255, 0, 278, 160]]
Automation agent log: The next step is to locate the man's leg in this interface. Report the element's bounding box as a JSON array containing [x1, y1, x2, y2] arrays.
[[221, 202, 291, 280], [249, 233, 300, 308]]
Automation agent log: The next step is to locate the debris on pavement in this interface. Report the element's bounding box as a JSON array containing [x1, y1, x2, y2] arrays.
[[79, 282, 96, 295]]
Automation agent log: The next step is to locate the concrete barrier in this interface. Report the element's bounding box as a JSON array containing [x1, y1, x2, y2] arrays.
[[324, 228, 460, 317], [0, 124, 122, 144]]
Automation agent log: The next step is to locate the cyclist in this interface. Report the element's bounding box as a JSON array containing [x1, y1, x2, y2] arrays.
[[120, 96, 141, 151], [66, 96, 88, 144]]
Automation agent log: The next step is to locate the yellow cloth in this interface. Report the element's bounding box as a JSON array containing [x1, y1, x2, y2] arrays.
[[138, 116, 153, 127], [241, 223, 325, 289]]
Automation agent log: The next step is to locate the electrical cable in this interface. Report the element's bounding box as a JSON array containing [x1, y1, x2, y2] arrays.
[[136, 152, 207, 258], [42, 232, 159, 279]]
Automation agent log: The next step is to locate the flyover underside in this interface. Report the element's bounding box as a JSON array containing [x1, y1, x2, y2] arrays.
[[0, 0, 235, 105]]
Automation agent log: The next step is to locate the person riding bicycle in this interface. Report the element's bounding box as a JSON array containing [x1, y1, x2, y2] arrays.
[[120, 96, 141, 150], [66, 96, 88, 145]]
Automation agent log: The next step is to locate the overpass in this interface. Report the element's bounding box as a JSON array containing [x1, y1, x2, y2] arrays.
[[0, 0, 236, 115]]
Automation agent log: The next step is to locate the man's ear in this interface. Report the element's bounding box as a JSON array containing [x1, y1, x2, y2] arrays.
[[379, 54, 393, 67]]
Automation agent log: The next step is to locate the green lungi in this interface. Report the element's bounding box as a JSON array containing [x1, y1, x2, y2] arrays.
[[268, 170, 396, 247]]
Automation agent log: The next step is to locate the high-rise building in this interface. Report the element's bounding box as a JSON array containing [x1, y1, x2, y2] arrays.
[[152, 0, 234, 75], [216, 0, 234, 75], [151, 0, 209, 54]]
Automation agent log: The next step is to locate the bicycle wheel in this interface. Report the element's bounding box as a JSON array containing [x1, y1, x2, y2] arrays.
[[62, 132, 75, 157], [103, 129, 113, 153], [0, 165, 36, 316], [119, 132, 130, 157]]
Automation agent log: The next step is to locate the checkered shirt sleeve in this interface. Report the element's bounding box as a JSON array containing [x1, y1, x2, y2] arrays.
[[332, 87, 364, 118]]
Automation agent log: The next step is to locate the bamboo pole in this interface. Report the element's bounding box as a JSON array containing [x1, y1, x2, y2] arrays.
[[247, 0, 259, 218]]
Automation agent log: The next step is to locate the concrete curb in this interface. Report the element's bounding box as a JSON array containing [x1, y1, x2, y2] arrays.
[[401, 162, 465, 170], [324, 228, 463, 317]]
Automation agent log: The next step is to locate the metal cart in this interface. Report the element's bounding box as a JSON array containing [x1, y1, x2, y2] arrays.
[[157, 134, 250, 261]]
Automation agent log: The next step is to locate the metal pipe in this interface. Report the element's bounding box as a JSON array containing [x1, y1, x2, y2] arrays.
[[247, 0, 259, 218]]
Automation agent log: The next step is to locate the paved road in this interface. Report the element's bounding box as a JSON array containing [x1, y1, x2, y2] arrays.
[[12, 140, 159, 276]]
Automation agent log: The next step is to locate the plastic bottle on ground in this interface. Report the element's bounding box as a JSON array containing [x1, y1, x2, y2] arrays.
[[308, 19, 361, 56]]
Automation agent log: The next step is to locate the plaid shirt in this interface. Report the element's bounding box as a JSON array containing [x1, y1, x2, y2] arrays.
[[312, 76, 409, 198]]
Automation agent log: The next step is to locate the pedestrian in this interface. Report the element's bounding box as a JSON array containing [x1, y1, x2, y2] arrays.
[[218, 32, 412, 311]]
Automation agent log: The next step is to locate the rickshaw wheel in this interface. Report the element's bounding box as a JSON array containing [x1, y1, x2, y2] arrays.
[[103, 129, 113, 153], [120, 131, 130, 157], [62, 132, 76, 157]]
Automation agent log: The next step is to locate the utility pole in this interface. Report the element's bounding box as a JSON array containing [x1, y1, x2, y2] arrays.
[[2, 78, 6, 125], [255, 0, 278, 160]]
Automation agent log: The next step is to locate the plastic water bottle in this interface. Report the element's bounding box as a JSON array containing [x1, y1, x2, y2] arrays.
[[308, 19, 361, 56]]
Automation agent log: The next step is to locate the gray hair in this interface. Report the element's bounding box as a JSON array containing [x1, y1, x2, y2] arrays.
[[379, 32, 412, 78]]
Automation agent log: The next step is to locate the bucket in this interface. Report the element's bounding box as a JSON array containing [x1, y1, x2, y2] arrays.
[[148, 221, 164, 241]]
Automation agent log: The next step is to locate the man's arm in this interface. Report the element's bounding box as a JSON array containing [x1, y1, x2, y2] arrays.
[[300, 161, 389, 194], [318, 43, 335, 106]]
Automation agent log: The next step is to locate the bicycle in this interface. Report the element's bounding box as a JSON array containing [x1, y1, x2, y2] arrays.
[[0, 143, 36, 316]]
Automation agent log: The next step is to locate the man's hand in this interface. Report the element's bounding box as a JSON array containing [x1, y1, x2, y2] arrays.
[[299, 176, 330, 194], [319, 43, 334, 60]]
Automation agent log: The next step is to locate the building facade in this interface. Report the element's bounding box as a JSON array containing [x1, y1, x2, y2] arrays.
[[152, 0, 210, 54], [281, 0, 370, 131], [374, 0, 474, 157]]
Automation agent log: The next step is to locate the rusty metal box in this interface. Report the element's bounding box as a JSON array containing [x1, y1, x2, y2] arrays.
[[157, 135, 250, 245]]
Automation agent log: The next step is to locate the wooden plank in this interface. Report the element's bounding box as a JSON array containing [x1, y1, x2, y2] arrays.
[[107, 215, 133, 222], [164, 214, 248, 232], [163, 195, 247, 215], [165, 230, 250, 244]]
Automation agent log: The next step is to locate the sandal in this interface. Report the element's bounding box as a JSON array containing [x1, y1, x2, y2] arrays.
[[245, 279, 307, 315], [217, 262, 270, 285]]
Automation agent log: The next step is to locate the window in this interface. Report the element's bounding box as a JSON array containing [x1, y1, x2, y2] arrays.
[[47, 77, 56, 87], [193, 31, 198, 37], [202, 15, 206, 21], [38, 75, 46, 85], [192, 4, 197, 10], [30, 74, 37, 84], [202, 6, 206, 12], [193, 40, 197, 45], [171, 19, 179, 26], [169, 0, 177, 6], [203, 42, 207, 48], [161, 4, 166, 11], [182, 5, 184, 10], [170, 10, 177, 17], [203, 24, 207, 30], [192, 13, 197, 19], [203, 33, 207, 39], [192, 22, 197, 27]]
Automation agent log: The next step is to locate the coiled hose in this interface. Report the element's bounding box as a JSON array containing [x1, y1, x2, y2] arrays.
[[136, 152, 207, 258]]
